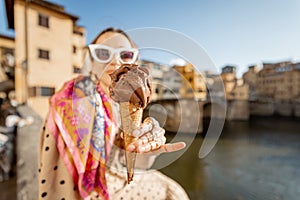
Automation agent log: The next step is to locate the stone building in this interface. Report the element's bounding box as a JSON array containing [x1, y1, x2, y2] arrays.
[[242, 65, 259, 101], [243, 61, 300, 117], [0, 34, 15, 97], [220, 65, 249, 101], [0, 34, 15, 82], [162, 67, 181, 100], [140, 59, 166, 101], [140, 59, 181, 100], [173, 63, 206, 100], [4, 0, 86, 118], [221, 66, 249, 120], [220, 65, 237, 100], [257, 61, 300, 103], [230, 78, 249, 101], [204, 70, 225, 99]]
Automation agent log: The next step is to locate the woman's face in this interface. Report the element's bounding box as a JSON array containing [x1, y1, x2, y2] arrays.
[[91, 32, 134, 94]]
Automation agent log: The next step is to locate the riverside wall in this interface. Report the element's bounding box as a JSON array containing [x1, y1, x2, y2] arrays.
[[294, 104, 300, 117], [147, 99, 300, 134], [145, 99, 229, 133], [249, 101, 300, 117], [145, 99, 203, 134], [17, 105, 42, 200], [226, 100, 249, 120]]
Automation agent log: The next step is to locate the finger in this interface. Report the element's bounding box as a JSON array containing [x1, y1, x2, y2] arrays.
[[126, 134, 163, 152], [138, 134, 154, 144], [145, 117, 160, 129], [126, 117, 164, 153], [154, 135, 166, 147], [126, 143, 136, 152], [136, 136, 166, 153], [137, 128, 165, 145], [137, 141, 157, 153], [126, 131, 163, 152], [132, 117, 160, 137], [132, 120, 153, 137], [120, 131, 124, 139], [155, 142, 186, 154], [152, 127, 165, 138]]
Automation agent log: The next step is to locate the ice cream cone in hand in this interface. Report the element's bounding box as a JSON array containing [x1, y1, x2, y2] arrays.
[[120, 102, 143, 183], [110, 64, 152, 184]]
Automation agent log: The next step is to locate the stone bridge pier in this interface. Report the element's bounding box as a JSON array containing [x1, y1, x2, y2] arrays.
[[144, 99, 227, 134]]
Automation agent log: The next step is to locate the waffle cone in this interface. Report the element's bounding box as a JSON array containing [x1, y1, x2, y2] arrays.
[[120, 102, 143, 184]]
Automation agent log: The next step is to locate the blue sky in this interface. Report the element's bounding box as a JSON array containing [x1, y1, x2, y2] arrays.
[[1, 0, 300, 77]]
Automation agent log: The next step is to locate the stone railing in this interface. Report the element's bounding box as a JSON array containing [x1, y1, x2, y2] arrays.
[[17, 105, 42, 200]]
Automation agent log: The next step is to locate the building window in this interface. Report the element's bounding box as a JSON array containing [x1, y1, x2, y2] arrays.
[[29, 86, 55, 97], [73, 46, 77, 54], [38, 49, 50, 60], [1, 47, 14, 56], [73, 66, 81, 73], [40, 87, 55, 96], [28, 87, 36, 97], [38, 13, 49, 28]]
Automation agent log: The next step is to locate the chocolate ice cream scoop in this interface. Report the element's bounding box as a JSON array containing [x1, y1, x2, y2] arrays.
[[109, 64, 152, 109]]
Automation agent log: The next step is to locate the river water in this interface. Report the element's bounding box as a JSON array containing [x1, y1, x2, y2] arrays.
[[0, 117, 299, 200], [158, 117, 300, 200]]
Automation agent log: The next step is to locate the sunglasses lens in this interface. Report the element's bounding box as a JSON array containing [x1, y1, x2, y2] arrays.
[[90, 45, 137, 64], [94, 48, 110, 61], [120, 51, 135, 62]]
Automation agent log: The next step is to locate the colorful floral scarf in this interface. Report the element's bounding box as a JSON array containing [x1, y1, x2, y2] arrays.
[[46, 75, 116, 199]]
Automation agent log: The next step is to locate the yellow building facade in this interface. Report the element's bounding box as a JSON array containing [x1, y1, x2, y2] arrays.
[[173, 63, 206, 100], [257, 61, 300, 102], [221, 66, 249, 100], [140, 59, 164, 101], [242, 65, 259, 100], [230, 79, 249, 100], [220, 66, 237, 100], [5, 0, 86, 117]]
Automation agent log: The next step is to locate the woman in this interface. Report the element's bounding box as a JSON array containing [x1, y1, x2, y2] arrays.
[[38, 27, 189, 200]]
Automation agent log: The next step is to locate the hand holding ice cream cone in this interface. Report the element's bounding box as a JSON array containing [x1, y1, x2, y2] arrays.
[[109, 64, 186, 183], [110, 64, 152, 183]]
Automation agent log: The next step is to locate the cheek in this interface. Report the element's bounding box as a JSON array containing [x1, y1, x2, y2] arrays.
[[92, 63, 106, 73], [102, 67, 115, 81], [106, 64, 120, 74]]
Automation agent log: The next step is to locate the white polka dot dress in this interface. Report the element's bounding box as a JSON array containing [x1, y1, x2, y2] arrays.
[[38, 123, 81, 200], [38, 122, 190, 200]]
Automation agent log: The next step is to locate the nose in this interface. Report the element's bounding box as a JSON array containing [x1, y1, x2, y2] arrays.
[[110, 53, 118, 64], [109, 53, 121, 70]]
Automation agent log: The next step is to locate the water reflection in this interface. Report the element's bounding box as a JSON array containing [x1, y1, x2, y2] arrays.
[[158, 117, 300, 200]]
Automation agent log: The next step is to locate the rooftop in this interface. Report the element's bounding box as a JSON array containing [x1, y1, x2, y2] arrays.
[[5, 0, 79, 30], [0, 34, 14, 41]]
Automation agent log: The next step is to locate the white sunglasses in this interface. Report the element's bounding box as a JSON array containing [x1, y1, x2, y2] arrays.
[[88, 44, 139, 64]]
